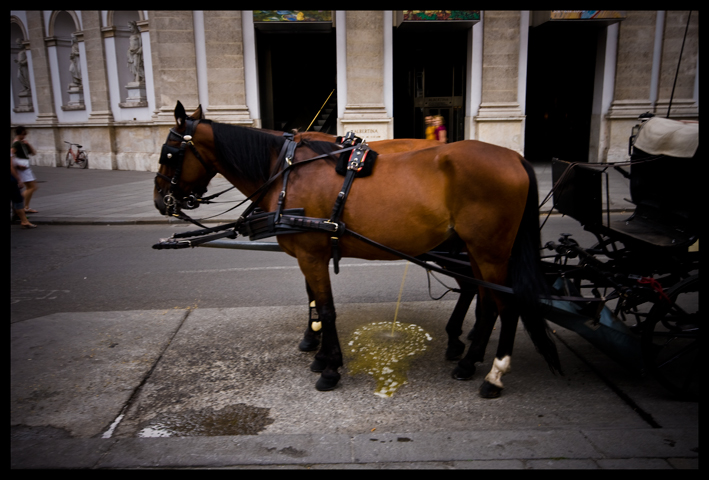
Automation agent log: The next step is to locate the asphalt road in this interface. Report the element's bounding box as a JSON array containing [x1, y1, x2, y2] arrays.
[[11, 216, 598, 323]]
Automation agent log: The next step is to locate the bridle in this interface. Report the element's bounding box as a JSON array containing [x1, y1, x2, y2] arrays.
[[155, 118, 214, 219]]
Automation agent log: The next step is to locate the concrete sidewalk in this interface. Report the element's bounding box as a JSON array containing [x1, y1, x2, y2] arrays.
[[11, 305, 699, 469], [15, 162, 635, 227]]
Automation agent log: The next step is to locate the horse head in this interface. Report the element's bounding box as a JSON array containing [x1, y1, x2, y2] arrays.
[[153, 101, 216, 217]]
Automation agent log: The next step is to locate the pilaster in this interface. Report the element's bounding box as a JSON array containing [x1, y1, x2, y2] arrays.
[[149, 11, 200, 123], [82, 11, 114, 124], [338, 11, 392, 141], [474, 11, 524, 154], [201, 11, 252, 124], [26, 11, 58, 126]]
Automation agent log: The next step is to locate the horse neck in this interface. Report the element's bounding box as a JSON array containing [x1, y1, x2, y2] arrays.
[[209, 123, 284, 205]]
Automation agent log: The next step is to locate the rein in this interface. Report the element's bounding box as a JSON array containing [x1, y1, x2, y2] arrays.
[[154, 132, 363, 246]]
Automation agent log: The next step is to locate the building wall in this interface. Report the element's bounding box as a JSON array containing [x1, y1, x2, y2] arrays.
[[10, 10, 699, 172]]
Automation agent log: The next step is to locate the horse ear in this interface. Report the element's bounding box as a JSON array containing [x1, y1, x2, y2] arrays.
[[191, 104, 205, 120], [175, 101, 187, 127]]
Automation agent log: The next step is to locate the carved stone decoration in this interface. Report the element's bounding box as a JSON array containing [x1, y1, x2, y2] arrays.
[[13, 38, 33, 112], [63, 36, 85, 110], [120, 21, 147, 108], [127, 21, 145, 84]]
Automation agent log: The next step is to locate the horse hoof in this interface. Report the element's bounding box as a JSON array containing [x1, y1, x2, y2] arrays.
[[446, 352, 463, 361], [451, 364, 476, 381], [445, 342, 465, 361], [315, 373, 340, 391], [310, 358, 326, 373], [298, 336, 320, 352], [479, 380, 502, 398]]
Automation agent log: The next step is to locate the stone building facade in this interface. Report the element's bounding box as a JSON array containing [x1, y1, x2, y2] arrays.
[[10, 10, 699, 172]]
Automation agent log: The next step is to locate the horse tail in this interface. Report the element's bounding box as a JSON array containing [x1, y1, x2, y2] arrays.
[[508, 158, 562, 374]]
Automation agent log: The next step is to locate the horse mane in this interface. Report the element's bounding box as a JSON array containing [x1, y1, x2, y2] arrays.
[[211, 122, 358, 182], [299, 139, 342, 166], [211, 121, 286, 184]]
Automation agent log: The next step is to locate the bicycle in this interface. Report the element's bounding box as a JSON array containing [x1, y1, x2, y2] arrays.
[[64, 141, 88, 169]]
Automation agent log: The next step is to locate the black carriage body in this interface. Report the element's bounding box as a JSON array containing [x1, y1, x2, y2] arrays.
[[543, 116, 699, 399]]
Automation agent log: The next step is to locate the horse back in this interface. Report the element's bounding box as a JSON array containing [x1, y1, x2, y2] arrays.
[[282, 140, 530, 260]]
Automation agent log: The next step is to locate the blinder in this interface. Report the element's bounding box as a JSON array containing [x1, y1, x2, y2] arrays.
[[159, 142, 184, 167]]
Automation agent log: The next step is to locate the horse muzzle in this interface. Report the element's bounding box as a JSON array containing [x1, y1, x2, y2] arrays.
[[156, 190, 202, 217]]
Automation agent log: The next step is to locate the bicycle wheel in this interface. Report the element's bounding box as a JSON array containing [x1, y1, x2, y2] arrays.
[[641, 274, 699, 401], [76, 152, 88, 169], [65, 151, 73, 168]]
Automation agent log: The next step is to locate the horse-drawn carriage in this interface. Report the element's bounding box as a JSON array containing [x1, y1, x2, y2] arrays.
[[540, 114, 699, 400], [153, 103, 698, 400]]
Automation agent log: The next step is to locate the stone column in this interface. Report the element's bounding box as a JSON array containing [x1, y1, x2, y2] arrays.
[[338, 11, 392, 141], [201, 11, 252, 124], [77, 12, 118, 169], [26, 11, 57, 125], [24, 11, 61, 167], [149, 11, 200, 123], [607, 11, 657, 120], [606, 11, 698, 162], [656, 10, 698, 118], [475, 10, 525, 154], [82, 11, 115, 123]]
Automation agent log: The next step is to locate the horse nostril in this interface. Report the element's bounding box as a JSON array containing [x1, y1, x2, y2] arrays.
[[154, 197, 166, 215]]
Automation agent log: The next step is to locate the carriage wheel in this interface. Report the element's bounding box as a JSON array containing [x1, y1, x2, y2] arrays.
[[76, 152, 88, 169], [641, 274, 699, 401]]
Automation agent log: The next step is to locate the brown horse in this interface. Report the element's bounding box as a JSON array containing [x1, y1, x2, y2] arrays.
[[154, 102, 560, 397], [255, 129, 479, 357]]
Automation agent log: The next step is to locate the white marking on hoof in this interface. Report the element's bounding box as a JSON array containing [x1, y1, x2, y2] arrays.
[[484, 355, 511, 388]]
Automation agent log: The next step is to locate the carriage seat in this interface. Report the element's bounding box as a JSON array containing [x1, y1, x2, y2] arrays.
[[633, 116, 698, 159], [551, 121, 700, 251], [624, 116, 700, 245]]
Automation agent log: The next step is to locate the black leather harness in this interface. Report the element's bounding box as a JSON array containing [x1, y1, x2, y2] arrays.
[[153, 130, 373, 276]]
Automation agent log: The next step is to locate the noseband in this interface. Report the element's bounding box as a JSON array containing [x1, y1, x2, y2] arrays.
[[155, 118, 212, 216]]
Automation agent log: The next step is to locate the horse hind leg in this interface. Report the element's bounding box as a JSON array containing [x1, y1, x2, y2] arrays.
[[452, 291, 497, 380], [444, 281, 476, 361], [479, 303, 518, 398]]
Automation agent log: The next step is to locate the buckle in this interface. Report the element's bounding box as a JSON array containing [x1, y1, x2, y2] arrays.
[[323, 220, 339, 233]]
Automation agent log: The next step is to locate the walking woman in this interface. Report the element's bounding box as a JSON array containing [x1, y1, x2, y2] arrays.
[[11, 126, 39, 214], [433, 115, 447, 143]]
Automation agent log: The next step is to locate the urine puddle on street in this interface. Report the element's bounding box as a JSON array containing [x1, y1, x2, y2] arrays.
[[346, 322, 432, 397]]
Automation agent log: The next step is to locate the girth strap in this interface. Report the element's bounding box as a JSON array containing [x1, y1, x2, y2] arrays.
[[328, 138, 371, 274]]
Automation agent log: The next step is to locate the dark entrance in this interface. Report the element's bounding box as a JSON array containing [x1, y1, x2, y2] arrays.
[[393, 28, 468, 141], [524, 22, 599, 162], [256, 29, 337, 133]]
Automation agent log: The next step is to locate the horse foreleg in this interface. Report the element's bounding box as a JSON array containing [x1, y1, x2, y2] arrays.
[[445, 282, 476, 361], [310, 298, 342, 391], [298, 281, 322, 352], [296, 255, 343, 391], [479, 304, 518, 398]]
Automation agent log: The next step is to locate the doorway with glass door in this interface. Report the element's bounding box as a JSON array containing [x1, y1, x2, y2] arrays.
[[393, 28, 467, 142]]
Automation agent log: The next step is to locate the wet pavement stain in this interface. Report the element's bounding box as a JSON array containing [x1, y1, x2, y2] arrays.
[[346, 322, 432, 397], [137, 403, 274, 437]]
